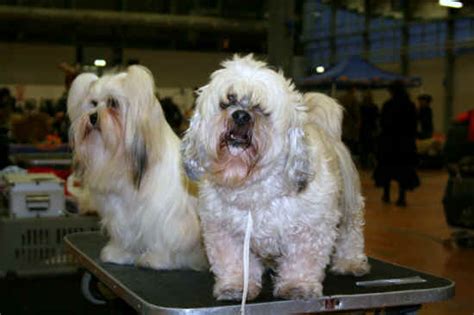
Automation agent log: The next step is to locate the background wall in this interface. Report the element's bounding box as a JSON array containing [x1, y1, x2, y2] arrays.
[[0, 42, 231, 112], [0, 43, 75, 85], [1, 42, 474, 133]]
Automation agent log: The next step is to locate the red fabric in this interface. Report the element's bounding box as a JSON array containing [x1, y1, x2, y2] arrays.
[[455, 110, 474, 142]]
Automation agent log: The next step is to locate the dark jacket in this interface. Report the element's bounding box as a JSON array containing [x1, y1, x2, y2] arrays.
[[374, 95, 420, 189]]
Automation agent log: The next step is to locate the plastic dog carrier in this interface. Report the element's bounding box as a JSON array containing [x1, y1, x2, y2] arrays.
[[0, 215, 100, 277], [2, 173, 65, 218], [443, 175, 474, 229]]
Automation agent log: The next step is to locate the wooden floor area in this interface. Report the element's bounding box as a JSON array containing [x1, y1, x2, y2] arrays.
[[361, 169, 474, 314]]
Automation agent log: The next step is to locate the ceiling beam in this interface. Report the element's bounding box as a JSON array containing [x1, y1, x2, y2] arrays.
[[0, 5, 267, 34]]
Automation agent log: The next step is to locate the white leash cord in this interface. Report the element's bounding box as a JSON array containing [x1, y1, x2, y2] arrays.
[[241, 210, 253, 315]]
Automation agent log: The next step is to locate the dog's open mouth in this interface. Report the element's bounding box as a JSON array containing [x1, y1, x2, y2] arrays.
[[225, 128, 251, 148]]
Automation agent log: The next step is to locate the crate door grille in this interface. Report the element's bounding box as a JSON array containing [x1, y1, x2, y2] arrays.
[[2, 217, 99, 274]]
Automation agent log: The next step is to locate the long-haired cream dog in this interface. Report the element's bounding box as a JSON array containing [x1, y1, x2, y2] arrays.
[[67, 65, 207, 270], [182, 55, 369, 300]]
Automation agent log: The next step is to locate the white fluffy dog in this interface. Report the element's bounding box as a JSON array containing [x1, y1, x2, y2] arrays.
[[182, 55, 370, 301], [67, 65, 207, 271]]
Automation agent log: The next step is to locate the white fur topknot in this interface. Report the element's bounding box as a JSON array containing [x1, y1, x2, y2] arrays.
[[68, 65, 207, 271], [182, 55, 370, 301]]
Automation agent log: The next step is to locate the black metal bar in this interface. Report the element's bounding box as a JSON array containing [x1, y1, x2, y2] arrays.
[[444, 8, 456, 133], [329, 0, 337, 66], [363, 0, 371, 60], [401, 0, 410, 76]]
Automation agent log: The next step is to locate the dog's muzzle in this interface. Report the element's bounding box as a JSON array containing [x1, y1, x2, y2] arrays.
[[220, 110, 253, 149], [89, 112, 98, 126]]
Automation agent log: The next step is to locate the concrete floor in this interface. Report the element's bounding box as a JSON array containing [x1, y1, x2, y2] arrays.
[[361, 169, 474, 314]]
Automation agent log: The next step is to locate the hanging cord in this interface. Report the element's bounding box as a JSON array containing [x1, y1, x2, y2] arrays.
[[241, 210, 253, 315]]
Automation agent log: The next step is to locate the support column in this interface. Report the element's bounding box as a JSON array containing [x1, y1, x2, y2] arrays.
[[112, 0, 126, 67], [75, 45, 83, 64], [268, 0, 294, 75], [363, 0, 371, 60], [329, 1, 338, 66], [444, 9, 456, 132], [70, 0, 82, 65], [112, 46, 123, 66], [400, 0, 410, 75], [302, 0, 317, 74]]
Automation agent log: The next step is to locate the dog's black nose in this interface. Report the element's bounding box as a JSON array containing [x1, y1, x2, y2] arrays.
[[232, 110, 251, 126], [89, 112, 98, 126]]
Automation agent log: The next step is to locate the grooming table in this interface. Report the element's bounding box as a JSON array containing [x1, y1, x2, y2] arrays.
[[65, 232, 454, 314]]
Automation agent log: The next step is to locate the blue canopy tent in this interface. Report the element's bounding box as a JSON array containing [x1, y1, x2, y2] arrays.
[[297, 56, 422, 89]]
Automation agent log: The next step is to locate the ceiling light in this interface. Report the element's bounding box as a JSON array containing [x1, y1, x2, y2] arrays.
[[439, 0, 463, 8], [94, 59, 107, 67], [316, 66, 325, 73]]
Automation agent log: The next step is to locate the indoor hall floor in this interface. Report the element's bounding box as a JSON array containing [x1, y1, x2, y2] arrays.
[[361, 169, 474, 315]]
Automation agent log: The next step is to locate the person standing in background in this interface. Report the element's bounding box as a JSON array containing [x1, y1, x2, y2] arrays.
[[359, 90, 379, 169], [0, 87, 14, 168], [374, 81, 420, 207], [417, 94, 434, 140], [339, 86, 361, 154]]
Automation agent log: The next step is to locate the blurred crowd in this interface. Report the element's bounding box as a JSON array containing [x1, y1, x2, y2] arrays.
[[338, 83, 436, 206], [0, 60, 199, 152], [1, 77, 435, 157], [0, 86, 69, 144], [0, 85, 194, 145], [338, 85, 436, 168]]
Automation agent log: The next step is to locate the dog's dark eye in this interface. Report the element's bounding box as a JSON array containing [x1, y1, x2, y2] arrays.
[[254, 104, 270, 116], [220, 102, 230, 110], [91, 100, 98, 107], [227, 93, 237, 103], [107, 97, 119, 109]]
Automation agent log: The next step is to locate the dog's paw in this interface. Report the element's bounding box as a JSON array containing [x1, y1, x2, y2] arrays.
[[274, 280, 323, 300], [100, 244, 135, 265], [136, 252, 172, 270], [213, 279, 261, 301], [331, 256, 370, 276], [175, 248, 209, 271]]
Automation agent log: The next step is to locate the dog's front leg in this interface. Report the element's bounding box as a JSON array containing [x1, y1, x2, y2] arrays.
[[274, 224, 337, 300], [204, 224, 263, 301]]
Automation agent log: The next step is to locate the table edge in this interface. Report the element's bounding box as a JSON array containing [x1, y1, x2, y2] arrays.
[[64, 231, 455, 315]]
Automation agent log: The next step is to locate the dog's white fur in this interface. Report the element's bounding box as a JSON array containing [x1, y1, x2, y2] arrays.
[[68, 66, 207, 270], [182, 55, 369, 300]]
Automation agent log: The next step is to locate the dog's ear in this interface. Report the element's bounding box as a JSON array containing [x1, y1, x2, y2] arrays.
[[279, 86, 314, 193], [284, 126, 313, 193], [67, 73, 98, 123], [67, 73, 98, 150], [181, 111, 205, 181], [130, 126, 148, 189], [123, 65, 157, 189]]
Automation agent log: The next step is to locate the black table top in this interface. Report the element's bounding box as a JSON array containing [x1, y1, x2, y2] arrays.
[[65, 232, 454, 315]]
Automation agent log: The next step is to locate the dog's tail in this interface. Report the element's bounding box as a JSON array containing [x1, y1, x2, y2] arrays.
[[304, 92, 364, 216], [303, 92, 343, 141]]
